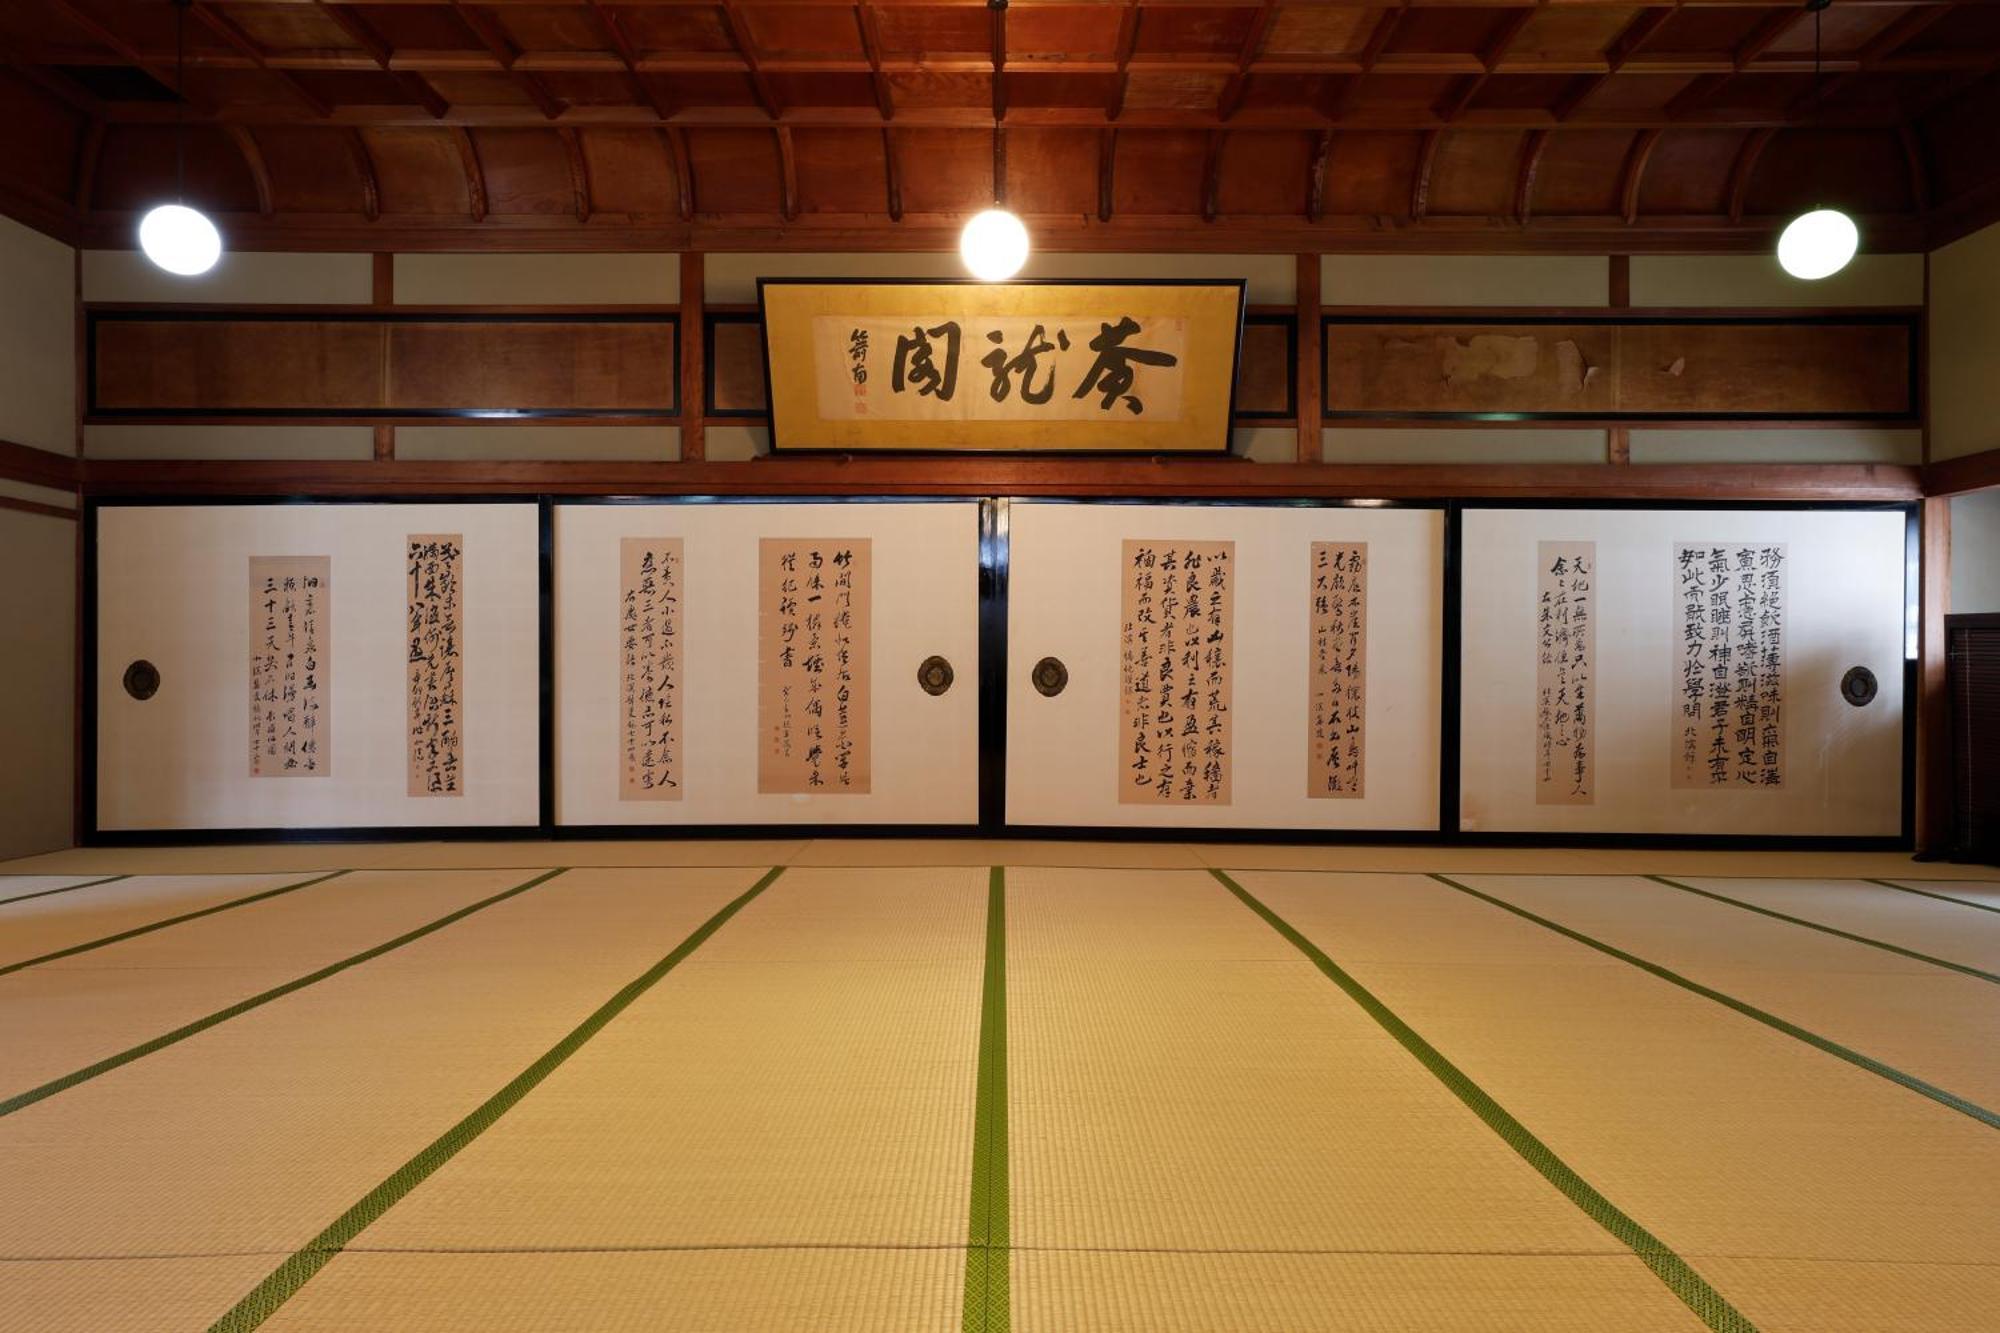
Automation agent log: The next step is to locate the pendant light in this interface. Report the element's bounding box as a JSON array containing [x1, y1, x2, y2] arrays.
[[138, 0, 222, 277], [960, 9, 1029, 283], [1775, 0, 1857, 281]]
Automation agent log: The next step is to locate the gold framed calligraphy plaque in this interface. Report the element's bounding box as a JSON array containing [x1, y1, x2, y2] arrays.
[[758, 537, 873, 795], [759, 280, 1245, 453]]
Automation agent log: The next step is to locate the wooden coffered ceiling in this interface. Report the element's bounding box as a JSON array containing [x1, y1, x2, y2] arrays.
[[4, 0, 2000, 253]]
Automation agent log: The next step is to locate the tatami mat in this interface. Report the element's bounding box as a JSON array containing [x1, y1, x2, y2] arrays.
[[1454, 874, 2000, 1110], [0, 875, 117, 906], [0, 869, 553, 1097], [1663, 877, 2000, 973], [261, 1249, 965, 1333], [0, 842, 808, 875], [0, 867, 766, 1331], [1241, 870, 2000, 1331], [1692, 1256, 2000, 1333], [0, 1256, 282, 1333], [0, 874, 330, 965], [1881, 879, 2000, 911], [1012, 1252, 1711, 1333], [258, 867, 985, 1331], [1005, 867, 1704, 1330]]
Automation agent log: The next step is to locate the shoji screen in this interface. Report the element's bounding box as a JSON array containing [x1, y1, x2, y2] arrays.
[[95, 502, 541, 831], [1459, 507, 1908, 837], [1005, 501, 1445, 831], [553, 501, 981, 827]]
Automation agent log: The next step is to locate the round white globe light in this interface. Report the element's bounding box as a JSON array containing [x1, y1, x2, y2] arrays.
[[1776, 207, 1858, 281], [959, 208, 1029, 282], [138, 203, 222, 277]]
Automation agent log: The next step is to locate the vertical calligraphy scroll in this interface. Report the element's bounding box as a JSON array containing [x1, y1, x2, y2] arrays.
[[758, 538, 872, 794], [1673, 543, 1786, 789], [1535, 541, 1594, 805], [1119, 539, 1234, 805], [1307, 542, 1367, 798], [406, 534, 463, 797], [248, 555, 331, 778], [619, 537, 685, 800]]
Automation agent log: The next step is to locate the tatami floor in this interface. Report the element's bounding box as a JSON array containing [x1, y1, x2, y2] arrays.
[[1, 841, 1996, 1332]]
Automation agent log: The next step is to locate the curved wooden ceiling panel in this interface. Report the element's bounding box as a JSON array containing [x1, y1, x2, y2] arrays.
[[0, 0, 1995, 251]]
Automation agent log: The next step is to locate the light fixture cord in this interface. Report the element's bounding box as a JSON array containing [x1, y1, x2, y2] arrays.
[[174, 0, 187, 203]]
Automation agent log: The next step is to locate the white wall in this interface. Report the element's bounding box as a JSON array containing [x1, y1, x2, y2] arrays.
[[1952, 489, 2000, 614], [0, 215, 76, 857], [1930, 221, 2000, 463]]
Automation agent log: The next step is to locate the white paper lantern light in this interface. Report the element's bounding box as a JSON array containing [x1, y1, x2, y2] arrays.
[[1776, 207, 1859, 281], [138, 203, 223, 277], [959, 208, 1030, 282]]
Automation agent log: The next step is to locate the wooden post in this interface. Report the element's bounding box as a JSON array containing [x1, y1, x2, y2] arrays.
[[372, 255, 395, 460], [680, 251, 705, 463], [1607, 254, 1630, 464], [1295, 252, 1321, 463], [1917, 495, 1951, 853]]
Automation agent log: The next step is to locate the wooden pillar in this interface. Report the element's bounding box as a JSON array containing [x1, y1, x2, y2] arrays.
[[1917, 495, 1952, 853], [1295, 252, 1321, 463], [372, 254, 395, 461], [680, 251, 705, 463], [1606, 254, 1630, 465]]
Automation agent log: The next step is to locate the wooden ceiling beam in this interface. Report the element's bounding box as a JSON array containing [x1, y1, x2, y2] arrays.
[[40, 0, 212, 113], [450, 124, 487, 220], [311, 2, 450, 118], [776, 125, 797, 220], [347, 127, 380, 219], [1435, 4, 1536, 123], [72, 116, 104, 212], [1217, 0, 1278, 123], [718, 0, 782, 119], [1200, 129, 1223, 221], [223, 125, 275, 214], [449, 0, 565, 119], [990, 0, 1007, 121], [1514, 126, 1549, 222], [189, 3, 334, 116], [559, 124, 591, 220], [1619, 126, 1661, 224], [1304, 127, 1332, 222], [1323, 5, 1405, 121], [1411, 127, 1442, 220], [585, 0, 675, 120], [882, 126, 902, 219], [1097, 127, 1115, 221], [1105, 3, 1140, 121], [855, 4, 895, 120], [666, 125, 694, 219], [1555, 4, 1675, 122], [1725, 124, 1774, 223]]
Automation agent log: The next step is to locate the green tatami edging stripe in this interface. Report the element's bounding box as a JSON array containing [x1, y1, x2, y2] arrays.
[[0, 870, 352, 979], [0, 868, 572, 1121], [1864, 878, 2000, 917], [962, 866, 1010, 1333], [1428, 874, 2000, 1134], [1645, 875, 2000, 985], [0, 874, 129, 908], [1209, 869, 1758, 1333], [205, 864, 788, 1333]]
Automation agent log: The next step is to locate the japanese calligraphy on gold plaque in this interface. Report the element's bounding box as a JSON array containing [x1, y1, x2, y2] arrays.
[[248, 555, 330, 778], [1535, 541, 1594, 805], [1673, 543, 1786, 789], [1120, 540, 1234, 805], [619, 538, 684, 801], [760, 281, 1244, 453], [758, 538, 872, 794], [1308, 542, 1367, 799], [407, 535, 463, 797]]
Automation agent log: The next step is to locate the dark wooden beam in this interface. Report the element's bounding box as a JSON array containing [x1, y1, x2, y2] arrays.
[[223, 126, 273, 216], [560, 126, 591, 222], [78, 458, 1924, 503], [1201, 131, 1224, 222], [41, 0, 211, 114], [883, 127, 903, 221], [1925, 447, 2000, 496], [1726, 126, 1775, 224], [71, 117, 104, 213], [777, 126, 798, 221], [990, 0, 1008, 122], [451, 126, 487, 222], [718, 0, 781, 119], [586, 0, 675, 121], [189, 3, 333, 117], [1411, 129, 1443, 220], [1296, 252, 1321, 463], [1514, 128, 1549, 223], [1217, 0, 1278, 123], [1105, 3, 1140, 121], [679, 251, 705, 461], [1620, 127, 1662, 225], [855, 3, 895, 120], [313, 2, 448, 118], [449, 0, 564, 120], [667, 126, 694, 220], [1304, 128, 1332, 223], [1556, 5, 1675, 121], [1097, 128, 1116, 222], [348, 129, 380, 220], [0, 436, 81, 491], [1916, 494, 1950, 852]]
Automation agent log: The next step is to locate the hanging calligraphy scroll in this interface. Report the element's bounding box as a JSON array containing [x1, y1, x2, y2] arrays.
[[1119, 540, 1234, 805], [759, 280, 1245, 453], [248, 555, 330, 778], [407, 535, 463, 797], [1535, 541, 1594, 805], [619, 538, 684, 800], [1308, 542, 1367, 799], [1673, 543, 1787, 789], [758, 538, 872, 794]]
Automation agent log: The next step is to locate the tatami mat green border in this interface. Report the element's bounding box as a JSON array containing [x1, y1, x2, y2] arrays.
[[1428, 874, 2000, 1133], [1864, 878, 2000, 915], [0, 874, 128, 908], [0, 871, 352, 979], [0, 869, 571, 1121], [1210, 869, 1758, 1333], [1645, 875, 2000, 984], [962, 865, 1010, 1333], [204, 865, 787, 1333]]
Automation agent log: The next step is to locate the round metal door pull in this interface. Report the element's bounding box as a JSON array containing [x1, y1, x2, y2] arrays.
[[123, 660, 161, 701], [1840, 665, 1877, 707], [917, 655, 954, 696], [1032, 656, 1068, 698]]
